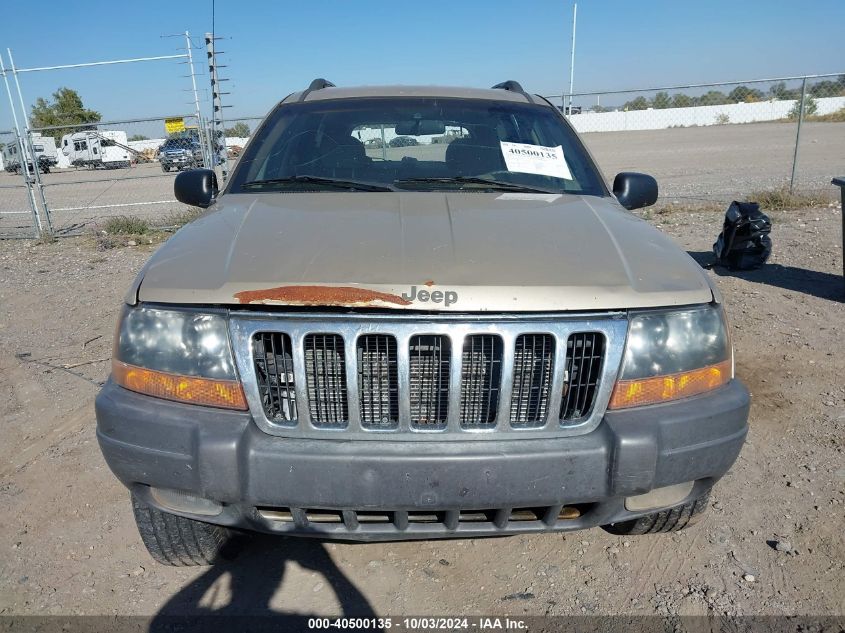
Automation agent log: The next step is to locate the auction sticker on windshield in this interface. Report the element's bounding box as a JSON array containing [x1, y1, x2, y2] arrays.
[[500, 141, 572, 180]]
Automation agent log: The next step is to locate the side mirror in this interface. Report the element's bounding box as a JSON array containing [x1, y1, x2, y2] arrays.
[[612, 172, 658, 210], [174, 168, 218, 208]]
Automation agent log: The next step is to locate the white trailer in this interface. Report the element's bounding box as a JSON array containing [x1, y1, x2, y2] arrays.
[[2, 133, 59, 173], [31, 133, 58, 172], [2, 141, 22, 173], [60, 130, 131, 169]]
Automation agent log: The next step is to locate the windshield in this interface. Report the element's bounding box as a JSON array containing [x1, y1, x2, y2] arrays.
[[228, 97, 606, 195]]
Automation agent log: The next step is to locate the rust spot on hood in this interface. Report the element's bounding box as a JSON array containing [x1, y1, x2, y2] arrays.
[[234, 285, 412, 306], [424, 279, 435, 287]]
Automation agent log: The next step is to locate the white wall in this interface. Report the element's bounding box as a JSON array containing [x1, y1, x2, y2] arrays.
[[568, 96, 845, 133]]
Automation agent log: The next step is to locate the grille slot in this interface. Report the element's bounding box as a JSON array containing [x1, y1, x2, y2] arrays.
[[304, 334, 348, 427], [459, 335, 503, 428], [510, 334, 555, 427], [252, 332, 297, 423], [357, 335, 399, 429], [560, 332, 605, 422], [409, 335, 450, 429]]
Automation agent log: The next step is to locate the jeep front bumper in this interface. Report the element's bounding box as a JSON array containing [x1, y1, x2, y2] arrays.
[[95, 379, 749, 540]]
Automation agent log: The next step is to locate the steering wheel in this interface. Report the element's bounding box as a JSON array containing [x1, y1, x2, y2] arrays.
[[286, 129, 342, 170]]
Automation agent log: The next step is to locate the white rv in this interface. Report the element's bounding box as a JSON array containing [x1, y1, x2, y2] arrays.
[[2, 133, 59, 173], [61, 130, 131, 169]]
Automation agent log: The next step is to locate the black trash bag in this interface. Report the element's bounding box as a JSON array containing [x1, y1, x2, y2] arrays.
[[713, 201, 772, 270]]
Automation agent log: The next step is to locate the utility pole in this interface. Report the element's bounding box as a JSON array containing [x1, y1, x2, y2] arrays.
[[184, 31, 212, 170], [205, 33, 230, 183], [567, 2, 577, 115]]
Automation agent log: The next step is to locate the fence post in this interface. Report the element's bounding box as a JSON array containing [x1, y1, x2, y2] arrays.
[[7, 48, 53, 236], [789, 76, 808, 194], [0, 58, 42, 237]]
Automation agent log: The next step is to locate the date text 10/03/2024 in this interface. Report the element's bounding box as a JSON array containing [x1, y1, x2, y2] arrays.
[[307, 617, 529, 630]]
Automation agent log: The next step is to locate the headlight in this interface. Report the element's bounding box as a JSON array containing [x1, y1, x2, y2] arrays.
[[112, 305, 246, 410], [608, 304, 732, 409]]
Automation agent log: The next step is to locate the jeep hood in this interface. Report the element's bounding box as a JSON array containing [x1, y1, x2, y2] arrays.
[[135, 192, 713, 311]]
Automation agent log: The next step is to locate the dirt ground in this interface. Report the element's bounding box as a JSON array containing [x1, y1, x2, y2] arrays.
[[0, 200, 843, 622]]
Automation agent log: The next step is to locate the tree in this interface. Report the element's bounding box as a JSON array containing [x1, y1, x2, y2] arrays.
[[128, 134, 149, 142], [788, 95, 818, 119], [728, 86, 763, 103], [671, 93, 694, 108], [698, 90, 730, 106], [651, 92, 671, 109], [623, 96, 650, 111], [769, 81, 799, 101], [29, 87, 101, 142], [224, 122, 250, 137], [809, 80, 844, 98]]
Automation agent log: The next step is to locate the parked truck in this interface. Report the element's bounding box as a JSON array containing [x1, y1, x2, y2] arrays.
[[60, 130, 131, 169]]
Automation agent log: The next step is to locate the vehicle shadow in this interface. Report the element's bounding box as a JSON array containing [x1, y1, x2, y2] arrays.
[[687, 251, 844, 302], [149, 534, 382, 632]]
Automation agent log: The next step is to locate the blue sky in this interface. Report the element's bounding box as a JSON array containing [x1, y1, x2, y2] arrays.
[[1, 0, 843, 125]]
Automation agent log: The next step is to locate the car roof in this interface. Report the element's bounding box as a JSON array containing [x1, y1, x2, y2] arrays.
[[281, 85, 543, 105]]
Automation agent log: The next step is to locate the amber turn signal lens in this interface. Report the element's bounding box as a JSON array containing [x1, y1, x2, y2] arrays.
[[112, 360, 248, 410], [608, 359, 731, 410]]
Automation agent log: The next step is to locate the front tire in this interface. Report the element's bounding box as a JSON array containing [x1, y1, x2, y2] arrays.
[[602, 490, 710, 535], [131, 494, 231, 566]]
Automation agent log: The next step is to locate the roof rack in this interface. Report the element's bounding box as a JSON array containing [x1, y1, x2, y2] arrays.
[[491, 80, 535, 104], [299, 78, 336, 102]]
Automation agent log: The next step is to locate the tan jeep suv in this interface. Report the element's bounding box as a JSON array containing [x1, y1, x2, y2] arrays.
[[95, 79, 749, 566]]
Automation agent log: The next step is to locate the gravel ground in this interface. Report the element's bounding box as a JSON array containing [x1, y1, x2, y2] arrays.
[[0, 200, 843, 622]]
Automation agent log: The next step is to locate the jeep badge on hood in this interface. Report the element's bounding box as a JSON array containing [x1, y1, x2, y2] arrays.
[[402, 286, 459, 306]]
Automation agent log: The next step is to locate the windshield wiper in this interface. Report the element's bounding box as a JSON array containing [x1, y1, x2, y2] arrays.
[[393, 176, 559, 194], [241, 175, 396, 192]]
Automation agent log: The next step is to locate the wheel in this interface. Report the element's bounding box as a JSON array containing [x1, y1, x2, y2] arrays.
[[131, 493, 232, 566], [602, 489, 710, 535], [161, 164, 170, 173]]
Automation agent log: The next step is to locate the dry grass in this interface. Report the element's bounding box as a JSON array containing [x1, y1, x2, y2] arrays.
[[748, 187, 832, 211], [102, 216, 151, 236], [641, 187, 834, 220], [89, 209, 205, 250], [156, 206, 205, 229], [806, 107, 845, 123]]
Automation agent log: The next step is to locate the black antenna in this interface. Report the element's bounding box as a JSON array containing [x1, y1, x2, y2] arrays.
[[491, 80, 534, 104], [299, 78, 337, 102]]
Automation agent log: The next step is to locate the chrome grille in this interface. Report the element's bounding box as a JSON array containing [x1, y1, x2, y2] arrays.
[[459, 335, 503, 428], [357, 335, 399, 428], [560, 332, 605, 422], [252, 332, 297, 423], [510, 334, 555, 427], [409, 335, 450, 429], [303, 334, 348, 427], [234, 314, 626, 441]]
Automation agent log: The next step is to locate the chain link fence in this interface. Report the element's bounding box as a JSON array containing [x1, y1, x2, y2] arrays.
[[3, 74, 843, 239], [210, 116, 262, 181], [25, 115, 208, 235], [0, 128, 41, 238], [553, 73, 845, 204]]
